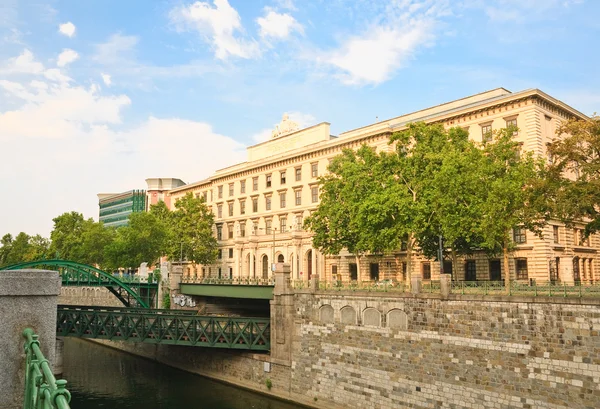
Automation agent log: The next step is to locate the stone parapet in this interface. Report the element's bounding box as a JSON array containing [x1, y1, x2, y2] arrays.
[[0, 269, 61, 409]]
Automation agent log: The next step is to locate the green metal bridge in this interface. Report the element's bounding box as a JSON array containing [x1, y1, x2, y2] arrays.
[[57, 305, 270, 350], [1, 260, 159, 308]]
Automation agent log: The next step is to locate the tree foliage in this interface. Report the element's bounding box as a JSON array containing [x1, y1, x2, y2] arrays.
[[547, 116, 600, 234], [169, 192, 217, 265], [306, 122, 548, 285], [104, 211, 168, 270], [476, 126, 550, 286], [0, 232, 50, 267]]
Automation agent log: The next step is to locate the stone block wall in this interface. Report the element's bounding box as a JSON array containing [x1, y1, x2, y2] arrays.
[[291, 292, 600, 409], [59, 286, 123, 307]]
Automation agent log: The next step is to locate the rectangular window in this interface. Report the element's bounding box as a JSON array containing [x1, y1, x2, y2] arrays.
[[217, 204, 223, 218], [553, 226, 560, 244], [481, 124, 492, 142], [228, 202, 234, 217], [265, 219, 272, 235], [332, 264, 338, 277], [513, 227, 527, 244], [422, 262, 431, 280], [506, 118, 517, 129], [280, 192, 286, 208], [240, 222, 246, 237], [227, 223, 233, 239], [218, 185, 223, 199], [253, 177, 258, 191], [266, 174, 272, 188], [295, 167, 302, 181], [311, 162, 318, 178], [202, 191, 208, 202], [311, 186, 318, 203], [516, 258, 528, 280], [240, 199, 246, 215], [229, 183, 234, 197], [280, 217, 287, 233], [265, 195, 271, 211], [465, 260, 476, 281], [295, 215, 303, 230], [252, 197, 258, 212], [216, 225, 223, 240], [240, 180, 246, 194], [228, 248, 234, 258], [217, 249, 222, 259], [280, 171, 286, 185], [295, 189, 302, 205]]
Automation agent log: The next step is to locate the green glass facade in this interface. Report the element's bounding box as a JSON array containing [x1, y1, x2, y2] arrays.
[[99, 190, 146, 228]]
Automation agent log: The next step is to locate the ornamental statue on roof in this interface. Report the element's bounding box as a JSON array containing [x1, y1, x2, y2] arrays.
[[271, 113, 300, 139]]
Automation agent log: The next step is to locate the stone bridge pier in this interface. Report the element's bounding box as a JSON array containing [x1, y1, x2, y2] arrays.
[[0, 269, 61, 409]]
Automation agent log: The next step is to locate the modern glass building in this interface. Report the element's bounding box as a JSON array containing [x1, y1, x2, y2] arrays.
[[98, 190, 147, 228]]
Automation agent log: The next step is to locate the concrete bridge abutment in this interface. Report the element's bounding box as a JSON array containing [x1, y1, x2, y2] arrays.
[[0, 269, 61, 409]]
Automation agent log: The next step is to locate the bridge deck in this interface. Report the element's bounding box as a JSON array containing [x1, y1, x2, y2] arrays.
[[57, 305, 270, 351]]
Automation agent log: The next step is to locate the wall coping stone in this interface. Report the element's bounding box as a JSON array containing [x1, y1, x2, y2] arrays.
[[0, 269, 61, 296]]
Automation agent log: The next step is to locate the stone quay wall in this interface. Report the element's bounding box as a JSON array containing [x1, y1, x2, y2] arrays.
[[62, 287, 600, 409], [292, 291, 600, 409]]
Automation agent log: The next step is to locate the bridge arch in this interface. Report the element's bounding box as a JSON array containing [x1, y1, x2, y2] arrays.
[[0, 259, 153, 308]]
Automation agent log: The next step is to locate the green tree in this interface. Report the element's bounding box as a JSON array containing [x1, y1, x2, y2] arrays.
[[49, 212, 89, 261], [80, 221, 116, 266], [414, 126, 487, 278], [547, 115, 600, 234], [477, 127, 549, 287], [305, 146, 385, 280], [170, 193, 217, 265], [3, 232, 31, 265], [105, 211, 168, 269], [25, 234, 51, 261], [0, 234, 13, 267]]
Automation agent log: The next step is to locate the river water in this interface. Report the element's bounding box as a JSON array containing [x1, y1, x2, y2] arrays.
[[62, 338, 305, 409]]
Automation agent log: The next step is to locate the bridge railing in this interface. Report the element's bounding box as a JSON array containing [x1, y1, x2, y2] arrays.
[[181, 277, 275, 286], [58, 304, 197, 316], [23, 328, 71, 409], [56, 306, 271, 350]]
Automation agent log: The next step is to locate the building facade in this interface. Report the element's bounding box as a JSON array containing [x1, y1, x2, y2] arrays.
[[145, 178, 186, 211], [168, 88, 596, 285], [98, 190, 147, 228]]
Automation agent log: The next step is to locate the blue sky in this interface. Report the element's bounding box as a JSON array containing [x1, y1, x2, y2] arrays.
[[1, 0, 599, 237]]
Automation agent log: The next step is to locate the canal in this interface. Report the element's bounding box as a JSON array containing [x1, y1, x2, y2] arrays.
[[62, 338, 305, 409]]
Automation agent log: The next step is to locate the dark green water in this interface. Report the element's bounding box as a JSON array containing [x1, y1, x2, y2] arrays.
[[62, 338, 304, 409]]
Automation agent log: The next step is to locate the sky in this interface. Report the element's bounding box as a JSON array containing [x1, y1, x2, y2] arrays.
[[1, 0, 599, 238]]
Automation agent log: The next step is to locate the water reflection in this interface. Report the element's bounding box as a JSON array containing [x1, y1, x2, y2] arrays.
[[63, 338, 303, 409]]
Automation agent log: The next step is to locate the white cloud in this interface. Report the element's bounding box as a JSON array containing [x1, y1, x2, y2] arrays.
[[0, 49, 44, 75], [482, 0, 584, 22], [0, 49, 246, 237], [101, 73, 112, 86], [274, 0, 297, 11], [58, 22, 76, 37], [320, 21, 435, 85], [257, 9, 303, 39], [310, 1, 446, 85], [56, 49, 79, 67], [94, 33, 139, 65], [169, 0, 259, 59]]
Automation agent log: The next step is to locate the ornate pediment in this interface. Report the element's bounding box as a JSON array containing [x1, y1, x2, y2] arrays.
[[271, 113, 299, 139]]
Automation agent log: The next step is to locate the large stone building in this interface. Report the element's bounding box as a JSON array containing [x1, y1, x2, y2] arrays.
[[168, 88, 596, 285]]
